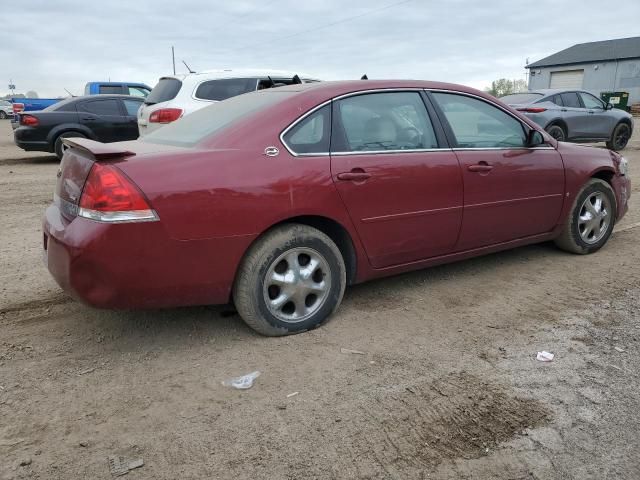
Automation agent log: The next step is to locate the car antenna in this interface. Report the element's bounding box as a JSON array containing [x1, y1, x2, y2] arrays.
[[63, 88, 76, 97], [361, 74, 368, 80], [182, 60, 195, 74], [267, 76, 275, 87], [292, 74, 302, 84]]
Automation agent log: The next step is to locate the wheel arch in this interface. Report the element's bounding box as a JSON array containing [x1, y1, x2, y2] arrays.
[[47, 124, 96, 147], [544, 118, 568, 134]]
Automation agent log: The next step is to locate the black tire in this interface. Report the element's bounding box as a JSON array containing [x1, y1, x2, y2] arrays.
[[54, 132, 87, 160], [0, 111, 7, 119], [233, 224, 346, 336], [606, 122, 631, 151], [554, 178, 617, 254], [545, 124, 566, 142]]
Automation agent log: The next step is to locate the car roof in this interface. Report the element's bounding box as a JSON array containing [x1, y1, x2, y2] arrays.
[[159, 68, 319, 82], [528, 88, 593, 96]]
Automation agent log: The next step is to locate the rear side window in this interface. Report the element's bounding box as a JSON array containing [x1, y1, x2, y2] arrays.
[[123, 99, 143, 115], [194, 78, 258, 101], [542, 95, 564, 106], [500, 93, 543, 104], [283, 104, 331, 155], [98, 85, 123, 94], [560, 92, 581, 108], [334, 92, 438, 152], [79, 99, 121, 116], [432, 92, 526, 148], [146, 78, 182, 104]]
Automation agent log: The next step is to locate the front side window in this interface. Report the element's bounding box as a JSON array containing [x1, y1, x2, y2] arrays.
[[79, 99, 121, 116], [194, 78, 257, 101], [333, 92, 438, 152], [579, 92, 604, 109], [560, 92, 582, 108], [432, 92, 527, 148], [128, 86, 150, 97], [282, 104, 330, 155], [123, 99, 143, 116]]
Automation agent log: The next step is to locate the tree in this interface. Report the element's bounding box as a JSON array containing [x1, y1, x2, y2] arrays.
[[486, 78, 528, 98], [26, 90, 39, 98]]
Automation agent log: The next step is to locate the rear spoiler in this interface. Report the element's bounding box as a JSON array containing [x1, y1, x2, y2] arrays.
[[62, 137, 136, 161]]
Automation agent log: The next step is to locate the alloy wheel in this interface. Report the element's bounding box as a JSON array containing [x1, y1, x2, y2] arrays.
[[614, 124, 630, 150]]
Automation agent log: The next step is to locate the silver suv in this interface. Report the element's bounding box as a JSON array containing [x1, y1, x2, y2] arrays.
[[501, 89, 634, 150]]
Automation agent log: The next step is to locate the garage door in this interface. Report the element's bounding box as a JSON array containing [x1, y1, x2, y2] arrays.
[[549, 70, 584, 89]]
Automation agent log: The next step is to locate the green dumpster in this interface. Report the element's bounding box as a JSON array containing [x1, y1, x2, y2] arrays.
[[600, 91, 630, 111]]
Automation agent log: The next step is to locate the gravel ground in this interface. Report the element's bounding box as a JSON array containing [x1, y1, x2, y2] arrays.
[[1, 119, 639, 479]]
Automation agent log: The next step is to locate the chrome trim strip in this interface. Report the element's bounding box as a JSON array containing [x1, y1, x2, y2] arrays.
[[332, 148, 447, 156], [464, 193, 564, 210], [78, 208, 159, 223], [452, 146, 555, 151], [362, 205, 463, 224]]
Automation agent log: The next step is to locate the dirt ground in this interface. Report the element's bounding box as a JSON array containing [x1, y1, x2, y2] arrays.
[[1, 118, 639, 480]]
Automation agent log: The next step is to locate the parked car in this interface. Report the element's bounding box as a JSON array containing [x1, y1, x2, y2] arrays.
[[500, 89, 634, 150], [0, 100, 13, 119], [84, 82, 152, 97], [137, 69, 320, 136], [14, 95, 143, 159], [10, 97, 63, 128], [44, 80, 630, 336]]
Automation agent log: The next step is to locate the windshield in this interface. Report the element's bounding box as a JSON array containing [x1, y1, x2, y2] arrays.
[[142, 90, 293, 147], [500, 93, 543, 104], [145, 78, 182, 105]]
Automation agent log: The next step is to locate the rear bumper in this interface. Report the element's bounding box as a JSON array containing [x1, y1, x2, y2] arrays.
[[43, 203, 256, 309], [14, 127, 50, 152]]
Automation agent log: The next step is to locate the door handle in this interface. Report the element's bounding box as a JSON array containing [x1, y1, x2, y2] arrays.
[[467, 163, 493, 173], [560, 108, 567, 112], [337, 170, 371, 182], [588, 110, 595, 114], [82, 117, 96, 121]]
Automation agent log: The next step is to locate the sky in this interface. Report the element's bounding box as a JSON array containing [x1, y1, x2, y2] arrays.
[[3, 0, 640, 98]]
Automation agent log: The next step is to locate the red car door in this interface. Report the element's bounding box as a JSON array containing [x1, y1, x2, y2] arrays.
[[329, 91, 464, 269], [430, 92, 565, 251]]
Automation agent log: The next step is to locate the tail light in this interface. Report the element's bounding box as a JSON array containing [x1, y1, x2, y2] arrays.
[[13, 103, 24, 114], [149, 108, 183, 123], [78, 163, 158, 223], [516, 107, 547, 113], [20, 114, 39, 126]]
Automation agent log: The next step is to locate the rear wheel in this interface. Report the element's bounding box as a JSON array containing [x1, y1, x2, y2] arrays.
[[233, 224, 346, 336], [606, 122, 631, 151], [545, 124, 566, 142], [554, 178, 616, 254], [54, 132, 86, 159]]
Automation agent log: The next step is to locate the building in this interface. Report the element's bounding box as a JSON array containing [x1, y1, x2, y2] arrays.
[[526, 36, 640, 105]]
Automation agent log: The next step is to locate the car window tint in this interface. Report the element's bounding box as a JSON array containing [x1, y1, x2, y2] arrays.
[[123, 99, 143, 116], [334, 92, 438, 152], [146, 78, 182, 104], [579, 92, 604, 109], [79, 99, 121, 116], [128, 86, 149, 97], [0, 100, 11, 106], [98, 85, 123, 94], [560, 92, 581, 108], [550, 95, 564, 106], [432, 93, 526, 148], [194, 78, 258, 101], [283, 104, 330, 154]]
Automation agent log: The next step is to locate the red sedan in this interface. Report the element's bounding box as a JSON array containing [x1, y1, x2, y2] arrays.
[[43, 80, 631, 336]]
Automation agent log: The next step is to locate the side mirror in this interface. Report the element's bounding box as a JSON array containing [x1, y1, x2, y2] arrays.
[[606, 103, 614, 110], [527, 129, 545, 147]]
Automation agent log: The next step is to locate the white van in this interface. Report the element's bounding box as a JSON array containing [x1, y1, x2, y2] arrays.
[[137, 69, 320, 136]]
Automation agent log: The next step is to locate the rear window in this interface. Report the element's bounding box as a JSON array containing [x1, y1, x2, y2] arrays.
[[145, 78, 182, 105], [499, 93, 543, 104], [99, 85, 123, 94], [142, 90, 291, 147], [194, 78, 258, 101], [45, 98, 75, 111]]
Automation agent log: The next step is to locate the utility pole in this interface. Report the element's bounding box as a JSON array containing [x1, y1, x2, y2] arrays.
[[9, 79, 15, 97], [172, 46, 176, 75]]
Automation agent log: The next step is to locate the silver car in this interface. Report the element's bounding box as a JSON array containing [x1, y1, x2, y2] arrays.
[[500, 89, 634, 151]]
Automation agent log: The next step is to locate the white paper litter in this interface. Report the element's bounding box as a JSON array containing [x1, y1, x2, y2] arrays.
[[286, 391, 299, 398], [536, 351, 554, 362], [222, 371, 261, 390], [341, 348, 366, 355]]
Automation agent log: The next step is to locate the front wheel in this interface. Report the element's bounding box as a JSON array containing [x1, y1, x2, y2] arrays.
[[545, 124, 566, 142], [554, 178, 616, 254], [0, 111, 7, 119], [606, 122, 631, 151], [233, 224, 346, 336]]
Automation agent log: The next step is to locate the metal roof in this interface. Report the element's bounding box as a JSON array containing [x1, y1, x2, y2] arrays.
[[527, 36, 640, 68]]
